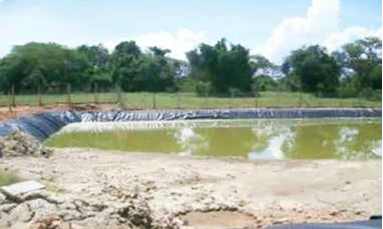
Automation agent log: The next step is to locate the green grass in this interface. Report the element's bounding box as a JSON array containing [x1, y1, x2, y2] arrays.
[[1, 91, 381, 108], [0, 170, 21, 187]]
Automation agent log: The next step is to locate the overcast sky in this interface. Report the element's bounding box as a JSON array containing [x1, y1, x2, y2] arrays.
[[0, 0, 381, 63]]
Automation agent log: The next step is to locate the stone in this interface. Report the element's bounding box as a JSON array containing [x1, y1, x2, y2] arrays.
[[1, 180, 45, 198], [0, 203, 17, 212], [0, 130, 52, 158], [0, 192, 6, 204], [273, 217, 289, 224], [8, 203, 34, 223], [329, 211, 338, 216]]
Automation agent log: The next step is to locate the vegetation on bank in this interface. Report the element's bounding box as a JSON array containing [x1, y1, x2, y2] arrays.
[[0, 170, 20, 186], [0, 36, 381, 105]]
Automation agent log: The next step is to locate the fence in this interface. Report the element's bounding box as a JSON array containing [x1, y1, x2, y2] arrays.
[[1, 90, 381, 112]]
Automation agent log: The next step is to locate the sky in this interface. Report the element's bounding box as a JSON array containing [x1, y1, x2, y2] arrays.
[[0, 0, 381, 63]]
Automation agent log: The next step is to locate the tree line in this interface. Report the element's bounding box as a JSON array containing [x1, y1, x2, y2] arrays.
[[0, 36, 381, 100]]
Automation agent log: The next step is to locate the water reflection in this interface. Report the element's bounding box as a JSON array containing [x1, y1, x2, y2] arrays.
[[46, 119, 382, 160], [248, 128, 295, 160], [174, 128, 209, 156]]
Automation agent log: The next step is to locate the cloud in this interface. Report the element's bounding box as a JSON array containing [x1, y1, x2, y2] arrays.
[[103, 29, 207, 60], [0, 6, 87, 57], [324, 27, 382, 52], [254, 0, 340, 63]]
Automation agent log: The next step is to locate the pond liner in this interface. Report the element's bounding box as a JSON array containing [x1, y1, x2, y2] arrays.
[[270, 217, 382, 229], [0, 108, 380, 142]]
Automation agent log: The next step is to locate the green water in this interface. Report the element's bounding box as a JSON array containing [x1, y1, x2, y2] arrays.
[[45, 119, 382, 160]]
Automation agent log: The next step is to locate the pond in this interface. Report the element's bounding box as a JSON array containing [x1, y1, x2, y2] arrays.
[[45, 118, 382, 160]]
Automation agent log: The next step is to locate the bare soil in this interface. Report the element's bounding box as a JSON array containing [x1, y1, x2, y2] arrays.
[[0, 148, 381, 229], [0, 104, 113, 122]]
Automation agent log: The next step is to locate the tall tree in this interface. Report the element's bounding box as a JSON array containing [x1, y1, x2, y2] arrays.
[[250, 55, 279, 91], [283, 45, 341, 95], [187, 39, 253, 94], [0, 42, 88, 93], [110, 41, 142, 91], [333, 37, 382, 93], [111, 42, 179, 92], [77, 44, 111, 91]]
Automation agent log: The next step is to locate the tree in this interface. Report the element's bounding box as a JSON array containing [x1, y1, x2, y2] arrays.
[[333, 37, 382, 94], [187, 39, 253, 94], [250, 55, 279, 91], [283, 45, 341, 95], [111, 42, 179, 92], [0, 42, 89, 93], [110, 41, 142, 91], [77, 44, 112, 91], [77, 44, 109, 69], [252, 75, 277, 91], [62, 48, 90, 91]]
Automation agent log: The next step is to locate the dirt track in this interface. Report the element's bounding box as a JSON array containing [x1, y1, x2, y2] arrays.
[[0, 148, 381, 229]]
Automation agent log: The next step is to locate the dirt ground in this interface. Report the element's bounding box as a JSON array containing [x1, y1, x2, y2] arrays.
[[0, 148, 381, 229], [0, 104, 113, 122]]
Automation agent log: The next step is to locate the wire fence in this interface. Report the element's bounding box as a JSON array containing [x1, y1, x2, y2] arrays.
[[1, 89, 381, 112]]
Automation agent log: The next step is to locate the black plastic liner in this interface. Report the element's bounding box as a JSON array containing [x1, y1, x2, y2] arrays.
[[0, 111, 80, 141], [270, 218, 382, 229], [0, 108, 381, 141]]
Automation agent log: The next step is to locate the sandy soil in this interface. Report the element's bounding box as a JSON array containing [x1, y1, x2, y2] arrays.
[[0, 148, 381, 229], [0, 104, 110, 122]]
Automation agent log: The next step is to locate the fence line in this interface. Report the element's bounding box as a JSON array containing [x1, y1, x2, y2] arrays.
[[1, 91, 381, 111]]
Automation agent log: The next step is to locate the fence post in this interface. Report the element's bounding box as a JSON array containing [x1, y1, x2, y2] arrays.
[[37, 83, 43, 106], [176, 93, 181, 109], [11, 84, 15, 107], [204, 92, 208, 109], [94, 83, 99, 104], [254, 92, 258, 108], [230, 92, 234, 109], [66, 83, 72, 109], [152, 92, 157, 109], [298, 92, 302, 108], [8, 90, 12, 113], [116, 84, 122, 107]]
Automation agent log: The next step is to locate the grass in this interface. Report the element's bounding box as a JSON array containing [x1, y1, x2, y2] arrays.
[[1, 91, 381, 109], [0, 170, 21, 187], [46, 183, 64, 193]]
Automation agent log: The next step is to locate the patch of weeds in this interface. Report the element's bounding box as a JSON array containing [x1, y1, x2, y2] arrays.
[[46, 183, 64, 193], [0, 170, 21, 186]]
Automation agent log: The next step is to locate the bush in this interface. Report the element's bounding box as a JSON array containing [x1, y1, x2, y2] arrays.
[[360, 90, 382, 101], [338, 83, 358, 98], [176, 78, 197, 92], [195, 81, 211, 96]]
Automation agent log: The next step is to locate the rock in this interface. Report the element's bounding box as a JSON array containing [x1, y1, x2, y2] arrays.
[[0, 192, 6, 204], [8, 203, 34, 223], [256, 219, 263, 224], [354, 211, 364, 215], [0, 203, 17, 212], [1, 181, 45, 198], [28, 215, 63, 229], [0, 130, 52, 158], [273, 217, 289, 224], [329, 211, 338, 216]]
